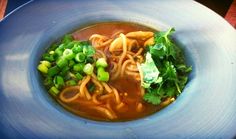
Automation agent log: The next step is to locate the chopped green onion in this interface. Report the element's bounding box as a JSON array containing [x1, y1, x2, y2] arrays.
[[42, 53, 54, 62], [96, 58, 108, 68], [56, 58, 68, 68], [86, 57, 94, 64], [62, 34, 73, 44], [66, 80, 77, 86], [37, 64, 48, 74], [64, 72, 77, 80], [83, 63, 94, 75], [53, 76, 65, 89], [63, 49, 75, 60], [69, 60, 75, 67], [75, 72, 83, 80], [43, 77, 53, 87], [49, 86, 60, 96], [58, 44, 65, 50], [72, 45, 83, 53], [48, 44, 58, 52], [73, 63, 85, 72], [98, 71, 109, 82], [60, 66, 70, 76], [55, 48, 63, 56], [47, 66, 60, 77], [40, 60, 51, 68], [49, 51, 55, 55], [97, 67, 109, 82], [75, 53, 86, 63], [65, 41, 75, 49], [83, 45, 95, 57]]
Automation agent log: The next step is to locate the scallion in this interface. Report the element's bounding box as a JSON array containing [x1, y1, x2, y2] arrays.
[[75, 72, 83, 80], [53, 76, 65, 89], [47, 66, 60, 77], [75, 53, 86, 63], [40, 60, 51, 68], [65, 80, 77, 86], [37, 64, 48, 74], [83, 63, 94, 75], [63, 49, 75, 60], [49, 86, 60, 96], [73, 63, 85, 72], [56, 58, 68, 68], [96, 58, 108, 68], [97, 67, 109, 82]]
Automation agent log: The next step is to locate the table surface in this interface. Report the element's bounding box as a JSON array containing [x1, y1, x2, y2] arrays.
[[0, 0, 236, 28]]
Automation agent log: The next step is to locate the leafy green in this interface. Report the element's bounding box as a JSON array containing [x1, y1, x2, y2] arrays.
[[150, 28, 176, 59], [141, 28, 192, 105], [143, 92, 161, 105], [139, 52, 162, 88]]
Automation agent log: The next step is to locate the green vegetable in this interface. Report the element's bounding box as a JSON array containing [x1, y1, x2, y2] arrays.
[[43, 77, 53, 88], [66, 80, 77, 86], [83, 63, 94, 75], [140, 28, 192, 105], [75, 72, 83, 80], [62, 34, 73, 44], [63, 49, 75, 60], [56, 58, 68, 68], [53, 76, 65, 89], [96, 58, 108, 68], [37, 64, 48, 74], [75, 53, 86, 63], [38, 34, 97, 96], [86, 57, 94, 64], [73, 63, 85, 72], [69, 60, 75, 67], [55, 48, 63, 57], [138, 52, 162, 88], [47, 66, 60, 77], [59, 66, 70, 76], [83, 44, 95, 57], [72, 45, 83, 53], [42, 53, 54, 62], [49, 86, 60, 96], [143, 92, 161, 105], [40, 61, 51, 68], [88, 83, 95, 93], [65, 41, 75, 49], [97, 67, 109, 82]]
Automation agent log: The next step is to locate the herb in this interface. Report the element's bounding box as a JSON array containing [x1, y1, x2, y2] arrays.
[[140, 28, 192, 105], [138, 52, 162, 88]]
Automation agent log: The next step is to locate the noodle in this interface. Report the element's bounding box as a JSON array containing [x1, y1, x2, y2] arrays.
[[91, 78, 104, 93], [111, 87, 121, 104], [80, 76, 92, 100], [89, 106, 117, 119], [92, 93, 102, 104], [121, 59, 133, 77], [133, 48, 144, 57], [59, 86, 80, 103], [99, 93, 114, 100], [101, 82, 113, 93]]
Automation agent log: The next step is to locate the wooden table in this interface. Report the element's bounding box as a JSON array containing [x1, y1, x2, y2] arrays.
[[0, 0, 236, 28]]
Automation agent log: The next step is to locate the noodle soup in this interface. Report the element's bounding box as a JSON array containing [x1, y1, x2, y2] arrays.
[[37, 22, 191, 121]]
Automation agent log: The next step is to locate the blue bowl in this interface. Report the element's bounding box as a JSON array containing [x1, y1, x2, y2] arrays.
[[0, 0, 236, 138]]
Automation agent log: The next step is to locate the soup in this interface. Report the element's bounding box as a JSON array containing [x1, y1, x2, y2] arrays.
[[37, 22, 191, 121]]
